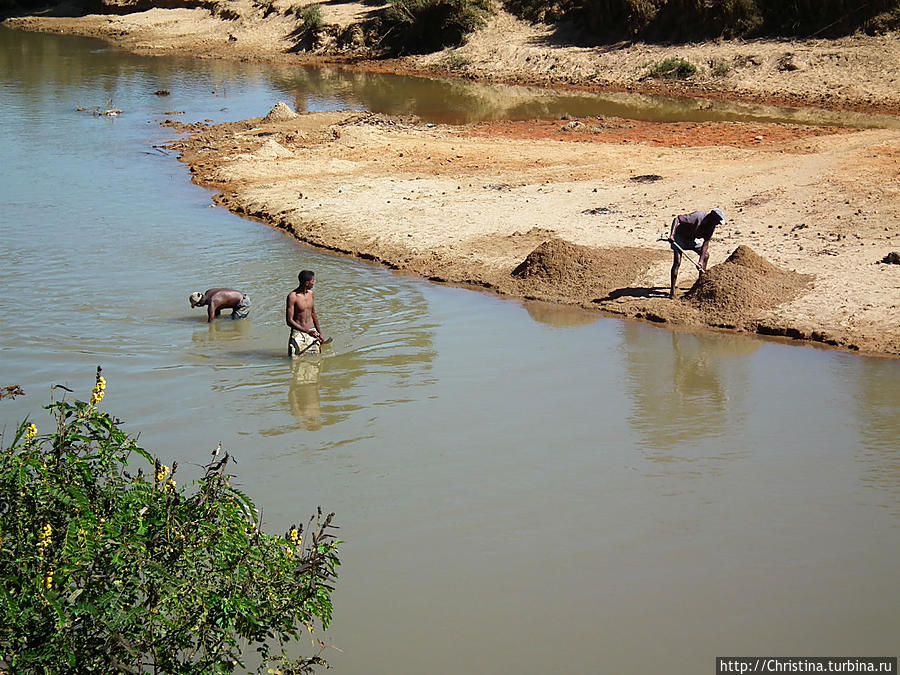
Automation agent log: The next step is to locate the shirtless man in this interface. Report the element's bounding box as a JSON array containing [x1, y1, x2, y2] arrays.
[[189, 288, 251, 322], [667, 207, 725, 299], [286, 270, 324, 357]]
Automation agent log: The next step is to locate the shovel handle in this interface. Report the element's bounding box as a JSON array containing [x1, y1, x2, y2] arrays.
[[659, 237, 704, 273]]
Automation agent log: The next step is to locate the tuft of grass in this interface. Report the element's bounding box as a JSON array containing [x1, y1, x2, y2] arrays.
[[440, 50, 472, 70], [646, 57, 697, 80], [709, 58, 732, 77]]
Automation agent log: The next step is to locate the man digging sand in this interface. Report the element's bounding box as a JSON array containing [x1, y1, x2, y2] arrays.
[[666, 208, 725, 299]]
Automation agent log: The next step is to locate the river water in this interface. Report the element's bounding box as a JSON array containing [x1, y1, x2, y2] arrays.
[[1, 26, 898, 674]]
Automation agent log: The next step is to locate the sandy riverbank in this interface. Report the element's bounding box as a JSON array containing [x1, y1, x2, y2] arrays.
[[160, 104, 900, 356], [5, 5, 900, 355]]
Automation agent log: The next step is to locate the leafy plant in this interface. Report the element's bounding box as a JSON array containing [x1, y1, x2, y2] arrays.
[[645, 56, 697, 80], [0, 369, 341, 674]]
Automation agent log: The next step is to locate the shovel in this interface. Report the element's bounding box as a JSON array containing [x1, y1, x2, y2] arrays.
[[295, 336, 332, 357], [659, 237, 704, 273]]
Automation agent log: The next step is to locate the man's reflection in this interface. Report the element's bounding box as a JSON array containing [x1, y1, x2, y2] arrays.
[[620, 323, 756, 454], [524, 300, 599, 329], [289, 357, 322, 431], [191, 316, 251, 346]]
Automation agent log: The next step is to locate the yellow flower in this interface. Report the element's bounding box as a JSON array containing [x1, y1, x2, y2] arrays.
[[89, 374, 107, 406], [285, 547, 293, 557], [25, 423, 37, 440], [37, 523, 53, 554], [43, 572, 54, 589], [164, 478, 176, 493], [289, 527, 302, 546], [156, 464, 170, 482]]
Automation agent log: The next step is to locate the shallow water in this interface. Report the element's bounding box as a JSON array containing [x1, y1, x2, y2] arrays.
[[1, 27, 898, 674]]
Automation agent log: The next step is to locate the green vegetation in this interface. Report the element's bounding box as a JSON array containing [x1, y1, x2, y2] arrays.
[[440, 49, 473, 70], [289, 3, 326, 50], [503, 0, 900, 40], [645, 56, 697, 79], [709, 58, 733, 77], [377, 0, 496, 56], [0, 369, 341, 674]]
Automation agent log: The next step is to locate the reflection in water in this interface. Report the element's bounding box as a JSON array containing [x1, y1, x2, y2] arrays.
[[848, 357, 900, 515], [4, 25, 899, 130], [289, 356, 322, 430], [190, 317, 252, 346], [620, 324, 758, 466], [523, 300, 600, 328], [265, 62, 900, 128]]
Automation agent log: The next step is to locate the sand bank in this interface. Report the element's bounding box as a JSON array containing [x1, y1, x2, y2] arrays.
[[162, 106, 900, 356]]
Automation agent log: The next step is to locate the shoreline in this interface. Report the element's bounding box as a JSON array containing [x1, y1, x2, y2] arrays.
[[161, 108, 900, 357], [5, 8, 900, 356], [6, 7, 900, 116]]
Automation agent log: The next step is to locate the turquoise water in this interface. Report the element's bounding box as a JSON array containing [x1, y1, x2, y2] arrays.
[[1, 26, 898, 674]]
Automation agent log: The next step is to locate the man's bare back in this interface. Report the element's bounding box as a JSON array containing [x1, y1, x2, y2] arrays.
[[189, 287, 251, 322]]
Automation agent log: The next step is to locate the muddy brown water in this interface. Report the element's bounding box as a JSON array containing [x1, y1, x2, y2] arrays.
[[1, 27, 898, 674]]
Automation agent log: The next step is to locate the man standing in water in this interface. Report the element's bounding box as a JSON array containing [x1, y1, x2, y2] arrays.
[[667, 207, 725, 299], [286, 270, 324, 356], [189, 288, 251, 322]]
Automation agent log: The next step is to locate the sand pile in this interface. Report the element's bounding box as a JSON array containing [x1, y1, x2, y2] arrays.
[[253, 138, 294, 159], [510, 238, 664, 302], [262, 101, 297, 123], [686, 245, 812, 315]]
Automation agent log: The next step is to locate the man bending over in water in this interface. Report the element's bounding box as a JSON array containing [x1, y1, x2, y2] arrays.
[[189, 288, 251, 322], [286, 270, 324, 356]]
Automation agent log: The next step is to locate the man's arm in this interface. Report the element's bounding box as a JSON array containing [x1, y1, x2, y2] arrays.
[[698, 238, 711, 273], [311, 303, 322, 340], [668, 216, 679, 240]]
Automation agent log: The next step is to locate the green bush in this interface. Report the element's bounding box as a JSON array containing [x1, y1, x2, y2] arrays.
[[645, 56, 697, 79], [379, 0, 496, 56], [0, 369, 341, 674], [289, 3, 326, 50]]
